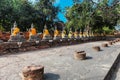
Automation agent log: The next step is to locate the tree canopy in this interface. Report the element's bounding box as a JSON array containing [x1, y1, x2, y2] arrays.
[[0, 0, 60, 32], [0, 0, 120, 34], [65, 0, 120, 34]]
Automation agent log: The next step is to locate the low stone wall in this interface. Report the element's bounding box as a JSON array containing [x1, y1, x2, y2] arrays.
[[0, 36, 118, 55], [104, 53, 120, 80]]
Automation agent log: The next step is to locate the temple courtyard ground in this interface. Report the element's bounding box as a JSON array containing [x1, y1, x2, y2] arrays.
[[0, 41, 120, 80]]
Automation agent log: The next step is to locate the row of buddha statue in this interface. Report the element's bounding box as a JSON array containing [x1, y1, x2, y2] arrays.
[[8, 22, 94, 42]]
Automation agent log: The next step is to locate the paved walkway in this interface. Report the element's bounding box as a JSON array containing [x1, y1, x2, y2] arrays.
[[0, 41, 120, 80]]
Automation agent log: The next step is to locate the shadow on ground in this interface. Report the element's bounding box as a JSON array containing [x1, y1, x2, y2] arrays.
[[85, 56, 93, 60], [44, 73, 60, 80]]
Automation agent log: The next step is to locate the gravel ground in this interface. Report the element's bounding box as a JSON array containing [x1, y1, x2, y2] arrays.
[[0, 41, 120, 80]]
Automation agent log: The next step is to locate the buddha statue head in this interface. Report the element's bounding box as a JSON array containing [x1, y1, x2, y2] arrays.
[[44, 24, 47, 29], [31, 23, 34, 28], [55, 26, 57, 30], [13, 21, 17, 28]]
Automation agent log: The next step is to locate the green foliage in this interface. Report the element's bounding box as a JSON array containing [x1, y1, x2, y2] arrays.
[[0, 0, 60, 32], [0, 23, 5, 31], [66, 0, 94, 32], [65, 0, 120, 34], [102, 26, 114, 34]]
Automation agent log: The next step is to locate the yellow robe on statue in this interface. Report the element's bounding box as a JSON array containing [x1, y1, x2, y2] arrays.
[[68, 31, 73, 38], [12, 27, 20, 36], [62, 30, 66, 38], [43, 29, 50, 36], [29, 28, 37, 36], [54, 30, 59, 37]]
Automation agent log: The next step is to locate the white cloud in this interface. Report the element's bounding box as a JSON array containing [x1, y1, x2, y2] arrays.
[[54, 0, 60, 4]]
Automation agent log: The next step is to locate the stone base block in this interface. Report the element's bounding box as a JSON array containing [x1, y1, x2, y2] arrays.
[[102, 43, 108, 47], [8, 35, 26, 42], [28, 35, 41, 42], [74, 51, 86, 60], [22, 65, 44, 80], [93, 46, 101, 51]]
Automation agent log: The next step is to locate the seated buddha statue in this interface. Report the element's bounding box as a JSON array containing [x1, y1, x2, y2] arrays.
[[8, 21, 26, 42], [91, 31, 94, 37], [68, 28, 74, 39], [53, 26, 61, 40], [79, 30, 83, 38], [29, 23, 37, 36], [83, 30, 87, 38], [74, 29, 79, 39], [42, 25, 52, 41], [28, 23, 40, 41], [94, 33, 98, 37], [61, 27, 67, 39], [86, 30, 89, 37], [11, 22, 20, 36], [89, 31, 92, 37]]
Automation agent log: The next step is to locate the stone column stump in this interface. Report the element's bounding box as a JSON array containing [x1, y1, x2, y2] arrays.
[[22, 65, 44, 80], [102, 43, 108, 47], [112, 41, 115, 44], [108, 41, 112, 45], [93, 46, 101, 51], [74, 51, 86, 60]]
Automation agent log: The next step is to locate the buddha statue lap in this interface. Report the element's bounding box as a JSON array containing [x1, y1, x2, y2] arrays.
[[42, 25, 52, 41]]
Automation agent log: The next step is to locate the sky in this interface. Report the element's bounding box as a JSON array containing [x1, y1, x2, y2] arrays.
[[54, 0, 73, 22], [31, 0, 114, 23], [53, 0, 114, 23]]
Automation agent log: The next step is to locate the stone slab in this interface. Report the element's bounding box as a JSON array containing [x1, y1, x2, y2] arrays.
[[0, 41, 120, 80]]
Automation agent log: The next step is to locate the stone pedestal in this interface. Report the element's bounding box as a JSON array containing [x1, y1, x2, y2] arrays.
[[112, 41, 115, 44], [8, 35, 26, 42], [42, 35, 52, 41], [74, 51, 86, 60], [108, 41, 112, 45], [69, 36, 74, 39], [74, 35, 80, 39], [52, 39, 60, 46], [62, 35, 68, 39], [28, 35, 41, 42], [22, 65, 44, 80], [93, 46, 101, 51], [37, 41, 50, 49], [53, 36, 61, 40]]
